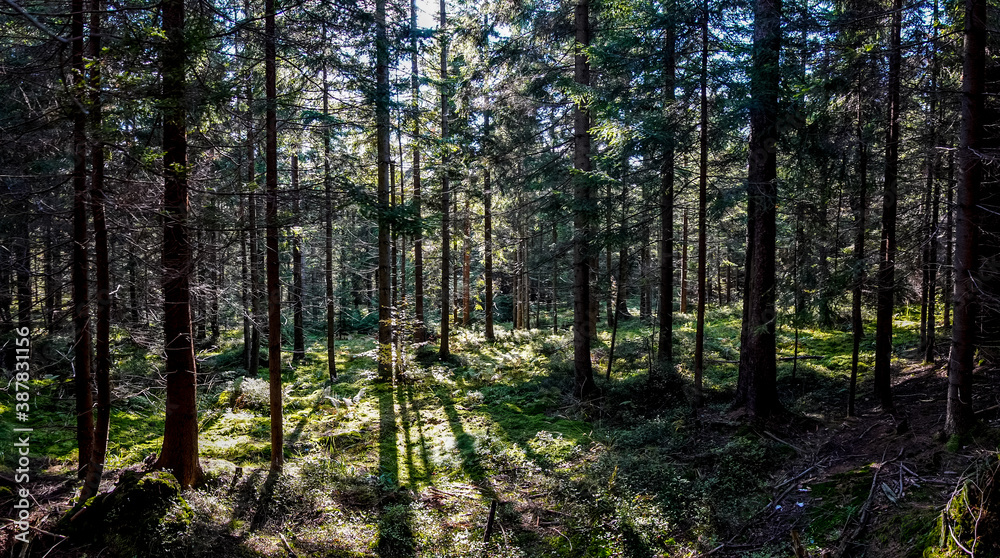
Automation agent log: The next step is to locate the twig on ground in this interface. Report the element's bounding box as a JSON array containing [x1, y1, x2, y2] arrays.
[[763, 430, 805, 454]]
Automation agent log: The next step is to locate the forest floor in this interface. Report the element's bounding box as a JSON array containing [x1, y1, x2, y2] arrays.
[[2, 305, 999, 558]]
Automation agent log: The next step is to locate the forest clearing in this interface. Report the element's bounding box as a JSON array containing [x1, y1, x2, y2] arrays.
[[2, 0, 1000, 556]]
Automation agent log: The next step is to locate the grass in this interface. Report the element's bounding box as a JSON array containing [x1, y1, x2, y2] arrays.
[[0, 302, 970, 557]]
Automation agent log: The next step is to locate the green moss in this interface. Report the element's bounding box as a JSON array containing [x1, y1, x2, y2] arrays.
[[62, 470, 193, 557]]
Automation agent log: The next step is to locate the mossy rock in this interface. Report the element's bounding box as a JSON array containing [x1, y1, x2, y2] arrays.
[[61, 470, 193, 557]]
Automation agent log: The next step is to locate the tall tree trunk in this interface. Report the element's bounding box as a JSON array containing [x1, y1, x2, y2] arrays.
[[681, 208, 688, 313], [292, 154, 304, 363], [81, 1, 110, 501], [572, 0, 597, 400], [411, 0, 425, 343], [154, 0, 202, 487], [264, 0, 283, 471], [71, 0, 94, 481], [438, 0, 451, 359], [734, 0, 781, 420], [323, 32, 336, 380], [551, 223, 558, 332], [463, 196, 471, 326], [694, 3, 708, 403], [924, 4, 940, 364], [873, 0, 902, 413], [376, 0, 392, 379], [944, 147, 954, 329], [484, 166, 495, 341], [849, 82, 867, 418], [946, 0, 985, 436]]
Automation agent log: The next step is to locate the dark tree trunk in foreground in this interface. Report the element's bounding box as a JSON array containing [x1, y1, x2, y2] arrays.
[[71, 0, 94, 481], [292, 154, 304, 363], [657, 4, 675, 364], [946, 0, 985, 437], [376, 0, 392, 379], [154, 0, 202, 487], [484, 166, 495, 341], [264, 0, 283, 472], [572, 0, 597, 400], [438, 0, 451, 359], [873, 0, 902, 412], [694, 3, 708, 402], [81, 0, 111, 502], [734, 0, 781, 420]]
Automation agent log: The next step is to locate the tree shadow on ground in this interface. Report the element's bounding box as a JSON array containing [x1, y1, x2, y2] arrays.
[[376, 387, 415, 558]]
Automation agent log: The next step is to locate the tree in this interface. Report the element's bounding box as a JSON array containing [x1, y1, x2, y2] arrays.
[[572, 0, 598, 400], [693, 0, 708, 403], [292, 154, 305, 364], [70, 0, 94, 481], [439, 0, 452, 360], [873, 0, 902, 413], [945, 0, 986, 437], [734, 0, 781, 420], [656, 1, 676, 365], [376, 0, 393, 380], [154, 0, 203, 487], [411, 0, 426, 344], [264, 0, 283, 472], [80, 0, 111, 502]]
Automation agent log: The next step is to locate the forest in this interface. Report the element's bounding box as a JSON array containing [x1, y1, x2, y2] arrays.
[[1, 0, 1000, 556]]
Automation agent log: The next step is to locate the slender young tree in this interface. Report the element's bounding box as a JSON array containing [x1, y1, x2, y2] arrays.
[[154, 0, 202, 486], [572, 0, 597, 400], [873, 0, 902, 412], [264, 0, 283, 472], [946, 0, 985, 436], [734, 0, 781, 420]]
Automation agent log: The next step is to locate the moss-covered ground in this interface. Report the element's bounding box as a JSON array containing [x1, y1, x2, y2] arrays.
[[1, 304, 998, 557]]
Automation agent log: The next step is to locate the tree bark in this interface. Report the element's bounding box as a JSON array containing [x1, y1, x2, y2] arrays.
[[484, 166, 495, 341], [694, 2, 708, 403], [322, 31, 336, 381], [849, 80, 867, 418], [376, 0, 393, 379], [873, 0, 902, 412], [71, 0, 94, 481], [572, 0, 597, 400], [154, 0, 202, 487], [946, 0, 985, 437], [264, 0, 283, 471], [292, 154, 304, 363], [81, 0, 110, 501], [463, 195, 471, 326], [734, 0, 781, 420], [411, 0, 425, 344], [439, 0, 451, 359]]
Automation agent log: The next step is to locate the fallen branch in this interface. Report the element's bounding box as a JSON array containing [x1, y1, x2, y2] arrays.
[[763, 430, 806, 454]]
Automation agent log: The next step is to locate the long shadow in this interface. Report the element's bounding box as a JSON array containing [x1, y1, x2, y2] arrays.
[[396, 384, 431, 486], [404, 383, 433, 482], [377, 386, 415, 558]]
